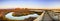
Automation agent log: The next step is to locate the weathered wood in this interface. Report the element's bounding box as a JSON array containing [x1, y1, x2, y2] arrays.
[[34, 10, 59, 21], [42, 11, 53, 21], [33, 11, 45, 21]]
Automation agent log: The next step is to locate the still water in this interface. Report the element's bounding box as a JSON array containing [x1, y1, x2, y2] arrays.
[[5, 12, 39, 20]]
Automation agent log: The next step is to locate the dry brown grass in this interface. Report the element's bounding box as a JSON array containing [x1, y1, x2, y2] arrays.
[[0, 8, 60, 21]]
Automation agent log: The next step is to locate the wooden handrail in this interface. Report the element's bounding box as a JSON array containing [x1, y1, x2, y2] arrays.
[[33, 11, 45, 21]]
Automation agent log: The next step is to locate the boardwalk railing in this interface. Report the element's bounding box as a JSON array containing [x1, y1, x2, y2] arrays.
[[34, 10, 60, 21], [33, 11, 45, 21]]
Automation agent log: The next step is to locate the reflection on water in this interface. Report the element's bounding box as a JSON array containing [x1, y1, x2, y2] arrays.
[[5, 12, 39, 20]]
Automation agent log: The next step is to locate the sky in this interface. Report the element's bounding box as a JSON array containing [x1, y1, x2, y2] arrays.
[[0, 0, 60, 9]]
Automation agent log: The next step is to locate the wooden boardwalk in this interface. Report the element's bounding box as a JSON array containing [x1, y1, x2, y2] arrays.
[[34, 10, 59, 21]]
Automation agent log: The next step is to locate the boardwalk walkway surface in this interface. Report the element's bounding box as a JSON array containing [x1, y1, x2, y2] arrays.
[[34, 10, 59, 21], [42, 11, 54, 21]]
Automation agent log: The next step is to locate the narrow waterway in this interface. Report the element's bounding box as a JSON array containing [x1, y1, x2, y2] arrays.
[[5, 12, 39, 20]]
